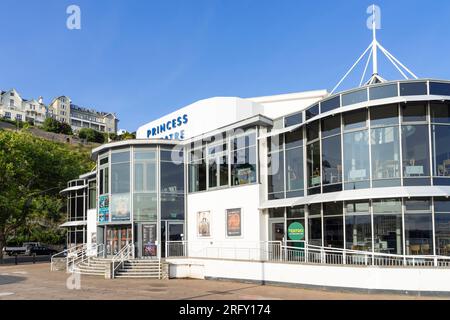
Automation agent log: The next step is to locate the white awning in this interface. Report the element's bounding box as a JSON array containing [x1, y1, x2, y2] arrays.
[[59, 221, 87, 228], [59, 185, 87, 194], [257, 123, 302, 140], [259, 186, 450, 210]]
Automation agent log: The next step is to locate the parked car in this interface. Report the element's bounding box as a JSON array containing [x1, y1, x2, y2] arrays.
[[29, 245, 59, 256], [3, 242, 41, 256]]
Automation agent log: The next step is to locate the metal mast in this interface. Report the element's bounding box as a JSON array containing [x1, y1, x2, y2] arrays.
[[331, 4, 418, 94]]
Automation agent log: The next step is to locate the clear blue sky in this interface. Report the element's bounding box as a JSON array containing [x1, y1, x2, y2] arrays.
[[1, 0, 450, 132]]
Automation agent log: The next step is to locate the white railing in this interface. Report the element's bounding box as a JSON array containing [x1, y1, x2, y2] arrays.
[[167, 241, 283, 261], [50, 244, 84, 271], [166, 240, 450, 268], [111, 243, 134, 279], [65, 243, 105, 273]]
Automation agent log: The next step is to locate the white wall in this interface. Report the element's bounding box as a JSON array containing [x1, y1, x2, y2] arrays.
[[86, 209, 97, 249], [187, 184, 264, 255], [167, 258, 450, 293]]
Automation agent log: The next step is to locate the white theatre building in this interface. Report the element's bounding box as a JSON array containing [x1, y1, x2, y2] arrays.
[[57, 23, 450, 295]]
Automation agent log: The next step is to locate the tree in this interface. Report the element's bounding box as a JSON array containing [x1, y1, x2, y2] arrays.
[[42, 118, 73, 135], [0, 130, 93, 262], [78, 128, 105, 143]]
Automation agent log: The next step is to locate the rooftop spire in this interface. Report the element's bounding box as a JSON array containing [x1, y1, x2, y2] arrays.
[[331, 4, 418, 94]]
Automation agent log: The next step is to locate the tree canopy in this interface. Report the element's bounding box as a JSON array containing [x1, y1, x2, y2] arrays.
[[42, 118, 73, 135], [0, 129, 93, 261]]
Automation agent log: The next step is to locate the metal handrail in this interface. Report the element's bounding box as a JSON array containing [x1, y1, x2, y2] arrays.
[[70, 244, 105, 273], [50, 244, 84, 271], [111, 243, 134, 279]]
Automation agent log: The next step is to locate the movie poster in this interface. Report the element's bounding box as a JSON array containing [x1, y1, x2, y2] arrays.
[[197, 211, 211, 237], [98, 195, 110, 223], [142, 224, 157, 257], [226, 208, 242, 237], [111, 193, 131, 221]]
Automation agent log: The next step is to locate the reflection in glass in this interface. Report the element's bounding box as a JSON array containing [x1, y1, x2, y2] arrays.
[[373, 199, 403, 255], [345, 201, 371, 251], [321, 96, 341, 112], [344, 130, 370, 189], [435, 199, 450, 256], [370, 104, 399, 127], [322, 135, 342, 189], [402, 103, 427, 122], [285, 147, 304, 197], [323, 216, 344, 248], [431, 102, 450, 124], [321, 115, 341, 138], [268, 151, 285, 199], [369, 83, 398, 100], [344, 109, 367, 131], [430, 82, 450, 96], [400, 82, 427, 96], [308, 217, 322, 247], [307, 141, 321, 193], [402, 125, 430, 179], [371, 127, 401, 187], [342, 89, 367, 107], [432, 125, 450, 178], [404, 212, 433, 255]]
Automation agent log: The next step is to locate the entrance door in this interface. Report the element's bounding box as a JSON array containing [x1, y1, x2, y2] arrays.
[[269, 219, 285, 260], [141, 223, 158, 258], [167, 222, 184, 257], [105, 225, 132, 256]]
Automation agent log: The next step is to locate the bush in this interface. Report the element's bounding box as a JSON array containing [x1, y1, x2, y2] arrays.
[[78, 128, 105, 143], [42, 118, 73, 135]]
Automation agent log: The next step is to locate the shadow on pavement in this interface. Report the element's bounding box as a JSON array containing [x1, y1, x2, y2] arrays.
[[0, 275, 26, 286]]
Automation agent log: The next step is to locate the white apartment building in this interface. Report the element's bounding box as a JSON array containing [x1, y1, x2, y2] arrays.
[[0, 89, 46, 125]]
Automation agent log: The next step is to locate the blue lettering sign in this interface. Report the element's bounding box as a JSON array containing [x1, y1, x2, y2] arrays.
[[147, 114, 188, 140]]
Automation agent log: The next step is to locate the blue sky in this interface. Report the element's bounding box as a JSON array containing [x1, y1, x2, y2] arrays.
[[1, 0, 450, 132]]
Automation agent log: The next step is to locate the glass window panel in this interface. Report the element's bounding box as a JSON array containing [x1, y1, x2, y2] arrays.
[[134, 163, 144, 192], [160, 193, 184, 220], [285, 147, 304, 193], [432, 125, 450, 177], [321, 96, 341, 113], [133, 193, 157, 221], [189, 159, 207, 192], [99, 157, 109, 165], [402, 125, 430, 178], [306, 104, 319, 120], [373, 213, 403, 255], [343, 130, 369, 188], [343, 109, 367, 131], [161, 149, 183, 163], [88, 181, 96, 210], [219, 155, 228, 186], [402, 102, 427, 122], [435, 212, 450, 256], [405, 198, 430, 211], [285, 113, 303, 127], [307, 121, 320, 142], [342, 89, 367, 107], [309, 203, 321, 216], [308, 217, 322, 246], [111, 162, 130, 194], [161, 161, 184, 193], [268, 151, 285, 198], [268, 134, 283, 153], [321, 115, 341, 138], [324, 216, 344, 248], [307, 141, 321, 189], [233, 132, 256, 150], [322, 135, 342, 187], [430, 82, 450, 96], [373, 199, 402, 214], [269, 208, 284, 218], [400, 82, 427, 96], [369, 83, 398, 100], [346, 201, 369, 214], [370, 104, 399, 127], [371, 126, 401, 182], [323, 202, 343, 216], [431, 102, 450, 124], [345, 214, 372, 251], [111, 151, 130, 163], [435, 198, 450, 212], [134, 150, 156, 161], [287, 206, 305, 219], [99, 170, 104, 195], [285, 128, 303, 149], [405, 213, 433, 255]]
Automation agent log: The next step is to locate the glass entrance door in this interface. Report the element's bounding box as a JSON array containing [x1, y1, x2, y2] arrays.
[[167, 222, 184, 257], [105, 225, 132, 256], [142, 223, 158, 258], [269, 219, 285, 260]]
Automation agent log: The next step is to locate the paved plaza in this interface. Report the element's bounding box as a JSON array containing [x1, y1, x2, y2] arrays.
[[0, 263, 446, 300]]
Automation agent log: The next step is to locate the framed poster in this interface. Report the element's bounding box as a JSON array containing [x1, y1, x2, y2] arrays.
[[226, 208, 242, 237], [98, 195, 110, 223], [111, 193, 131, 221], [142, 224, 157, 257], [197, 211, 211, 237]]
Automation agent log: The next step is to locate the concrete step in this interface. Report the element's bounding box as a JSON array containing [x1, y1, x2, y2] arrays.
[[73, 269, 104, 276], [115, 275, 161, 279], [121, 266, 161, 271]]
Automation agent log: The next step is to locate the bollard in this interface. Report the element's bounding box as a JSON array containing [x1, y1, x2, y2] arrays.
[[15, 254, 18, 265], [33, 253, 36, 264]]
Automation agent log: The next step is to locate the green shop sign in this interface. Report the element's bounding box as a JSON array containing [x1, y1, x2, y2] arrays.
[[287, 222, 305, 241]]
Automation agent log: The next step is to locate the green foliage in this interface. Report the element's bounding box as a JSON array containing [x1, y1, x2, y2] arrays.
[[0, 130, 93, 259], [109, 131, 136, 142], [78, 128, 105, 143], [0, 117, 23, 128], [42, 118, 73, 135]]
